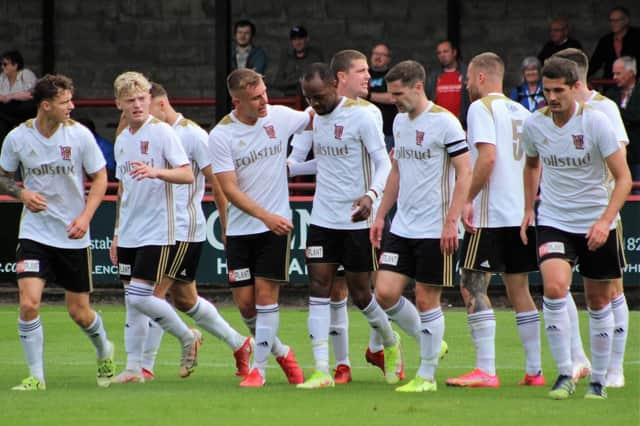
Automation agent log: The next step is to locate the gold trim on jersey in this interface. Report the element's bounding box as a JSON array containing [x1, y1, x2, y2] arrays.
[[167, 241, 189, 278], [186, 163, 200, 241], [155, 245, 172, 285], [440, 155, 452, 227], [64, 119, 78, 127], [218, 115, 233, 125], [616, 220, 627, 268], [479, 183, 490, 228], [150, 117, 162, 124], [463, 229, 482, 269], [360, 141, 373, 227], [87, 247, 94, 293], [539, 106, 552, 117], [443, 253, 454, 287], [165, 166, 176, 243], [479, 94, 504, 116], [24, 119, 34, 128]]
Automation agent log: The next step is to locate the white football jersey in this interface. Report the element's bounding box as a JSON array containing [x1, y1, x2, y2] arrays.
[[467, 93, 531, 228], [172, 114, 210, 242], [311, 97, 387, 230], [391, 102, 468, 238], [522, 103, 621, 234], [209, 105, 309, 236], [586, 90, 629, 145], [115, 115, 189, 247], [0, 119, 106, 249]]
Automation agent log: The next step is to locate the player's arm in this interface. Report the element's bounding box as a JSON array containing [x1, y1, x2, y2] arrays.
[[67, 167, 107, 239], [370, 159, 399, 248], [202, 165, 228, 244], [0, 168, 47, 212], [287, 130, 317, 176], [129, 161, 194, 184], [462, 143, 496, 232], [586, 149, 632, 251], [109, 181, 122, 265], [216, 170, 292, 236], [520, 155, 541, 245], [352, 148, 391, 222], [442, 151, 472, 255]]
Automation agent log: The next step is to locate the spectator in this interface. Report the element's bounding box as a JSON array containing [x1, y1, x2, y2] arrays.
[[0, 50, 37, 143], [537, 17, 583, 64], [76, 117, 117, 182], [272, 25, 324, 96], [607, 56, 640, 187], [230, 19, 267, 75], [509, 56, 547, 112], [426, 40, 469, 127], [589, 6, 640, 79], [368, 43, 397, 151]]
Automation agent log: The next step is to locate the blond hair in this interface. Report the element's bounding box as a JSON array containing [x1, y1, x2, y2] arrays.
[[227, 68, 263, 96], [469, 52, 504, 80], [114, 71, 151, 99]]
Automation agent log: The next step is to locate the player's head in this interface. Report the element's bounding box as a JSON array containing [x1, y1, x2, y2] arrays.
[[552, 48, 589, 83], [541, 57, 579, 114], [234, 19, 256, 48], [33, 74, 74, 123], [227, 68, 268, 122], [300, 62, 339, 116], [114, 71, 152, 129], [330, 49, 370, 99], [384, 60, 427, 115], [466, 52, 504, 102], [149, 81, 170, 122]]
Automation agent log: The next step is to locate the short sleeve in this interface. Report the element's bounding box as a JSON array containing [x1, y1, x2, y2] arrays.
[[0, 132, 19, 172], [522, 117, 539, 158], [358, 109, 386, 154], [466, 101, 496, 147], [162, 126, 189, 168], [78, 126, 107, 175], [209, 127, 235, 174]]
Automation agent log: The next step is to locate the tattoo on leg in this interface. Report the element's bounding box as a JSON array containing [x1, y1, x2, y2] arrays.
[[461, 269, 492, 313]]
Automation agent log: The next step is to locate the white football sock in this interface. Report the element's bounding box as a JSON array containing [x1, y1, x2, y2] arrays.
[[417, 307, 445, 381], [187, 297, 244, 350], [588, 304, 614, 386], [543, 296, 572, 377], [254, 304, 280, 377], [308, 297, 330, 374], [385, 296, 420, 340], [124, 290, 148, 373], [243, 314, 288, 357], [330, 298, 350, 366], [141, 320, 164, 372], [468, 310, 496, 375], [566, 291, 589, 364], [609, 294, 629, 374], [81, 311, 111, 360], [18, 317, 45, 383], [515, 310, 542, 375], [361, 296, 396, 347], [127, 281, 193, 345]]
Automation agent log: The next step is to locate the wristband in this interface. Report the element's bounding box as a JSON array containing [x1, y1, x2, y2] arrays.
[[365, 190, 378, 203]]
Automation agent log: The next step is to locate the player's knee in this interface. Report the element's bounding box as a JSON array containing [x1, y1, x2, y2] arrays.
[[19, 299, 40, 320], [374, 286, 399, 309], [67, 305, 93, 327]]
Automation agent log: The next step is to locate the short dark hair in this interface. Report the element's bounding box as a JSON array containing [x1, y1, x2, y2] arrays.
[[541, 57, 579, 86], [32, 74, 74, 106], [234, 19, 256, 37], [552, 48, 589, 81], [330, 50, 367, 77], [384, 60, 426, 86], [301, 62, 336, 85], [610, 6, 630, 18], [1, 49, 25, 70], [150, 81, 168, 98]]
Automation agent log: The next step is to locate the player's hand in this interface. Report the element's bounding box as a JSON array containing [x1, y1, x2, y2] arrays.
[[263, 213, 293, 236], [462, 202, 476, 233], [520, 209, 535, 245], [109, 235, 118, 265], [19, 189, 47, 212], [351, 195, 373, 222], [440, 220, 459, 255], [67, 213, 90, 239], [369, 216, 385, 249], [586, 219, 610, 251], [129, 160, 159, 180]]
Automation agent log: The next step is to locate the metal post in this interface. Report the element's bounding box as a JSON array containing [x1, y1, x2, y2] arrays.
[[215, 0, 231, 122]]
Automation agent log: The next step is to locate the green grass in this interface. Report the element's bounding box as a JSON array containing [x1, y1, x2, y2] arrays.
[[0, 305, 638, 426]]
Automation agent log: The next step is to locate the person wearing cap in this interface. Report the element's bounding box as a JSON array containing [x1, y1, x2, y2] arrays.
[[272, 25, 324, 96], [509, 56, 547, 112]]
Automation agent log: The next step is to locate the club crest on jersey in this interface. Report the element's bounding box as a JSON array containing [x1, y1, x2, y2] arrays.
[[263, 125, 276, 139], [415, 130, 425, 146], [334, 124, 344, 140], [59, 146, 72, 161], [140, 140, 150, 155], [572, 134, 584, 150]]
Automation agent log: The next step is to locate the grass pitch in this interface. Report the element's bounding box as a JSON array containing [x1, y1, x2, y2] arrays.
[[0, 304, 638, 426]]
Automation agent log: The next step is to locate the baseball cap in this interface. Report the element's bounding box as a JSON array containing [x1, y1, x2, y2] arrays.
[[290, 26, 308, 39]]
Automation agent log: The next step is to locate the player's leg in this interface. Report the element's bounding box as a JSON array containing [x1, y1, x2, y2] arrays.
[[329, 273, 351, 383], [607, 279, 627, 387], [566, 288, 591, 380], [504, 273, 544, 385], [139, 275, 173, 379], [396, 284, 443, 393]]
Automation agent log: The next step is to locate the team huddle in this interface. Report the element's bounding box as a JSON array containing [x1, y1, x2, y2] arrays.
[[0, 47, 631, 401]]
